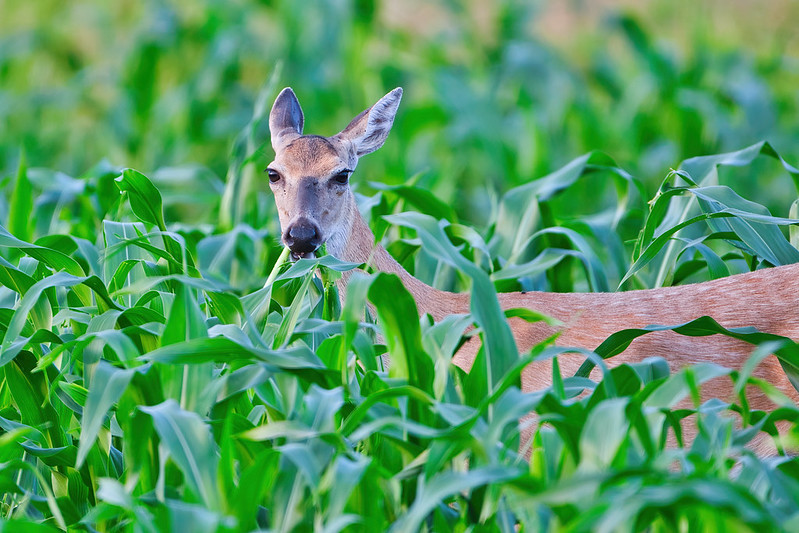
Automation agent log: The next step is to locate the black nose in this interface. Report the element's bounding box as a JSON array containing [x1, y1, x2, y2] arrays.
[[284, 218, 322, 254]]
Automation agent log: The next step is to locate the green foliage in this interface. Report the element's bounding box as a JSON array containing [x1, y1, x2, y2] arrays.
[[0, 146, 796, 530], [1, 1, 799, 531]]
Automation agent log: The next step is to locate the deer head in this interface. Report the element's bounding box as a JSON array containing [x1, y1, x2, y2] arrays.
[[266, 87, 403, 260]]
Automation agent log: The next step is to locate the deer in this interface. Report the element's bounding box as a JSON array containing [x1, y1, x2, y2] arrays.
[[266, 86, 799, 455]]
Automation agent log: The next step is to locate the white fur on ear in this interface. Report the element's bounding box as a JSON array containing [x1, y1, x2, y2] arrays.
[[269, 87, 305, 151], [335, 88, 403, 157]]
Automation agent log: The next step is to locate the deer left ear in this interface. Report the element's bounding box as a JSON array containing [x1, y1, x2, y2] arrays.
[[270, 87, 305, 152], [334, 88, 403, 157]]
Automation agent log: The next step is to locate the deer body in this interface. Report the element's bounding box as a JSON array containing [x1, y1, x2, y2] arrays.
[[267, 87, 799, 453], [331, 188, 799, 404]]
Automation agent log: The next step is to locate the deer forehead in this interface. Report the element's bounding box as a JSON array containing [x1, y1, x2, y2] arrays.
[[274, 135, 354, 177]]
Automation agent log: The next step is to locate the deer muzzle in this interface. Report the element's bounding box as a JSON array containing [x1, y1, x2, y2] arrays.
[[284, 217, 322, 259]]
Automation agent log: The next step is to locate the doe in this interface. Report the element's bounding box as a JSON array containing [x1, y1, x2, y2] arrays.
[[266, 87, 799, 454]]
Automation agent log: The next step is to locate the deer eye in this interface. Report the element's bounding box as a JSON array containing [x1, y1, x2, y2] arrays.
[[333, 170, 351, 185], [267, 169, 281, 183]]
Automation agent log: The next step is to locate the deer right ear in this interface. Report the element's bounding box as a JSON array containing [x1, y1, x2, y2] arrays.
[[334, 87, 403, 157], [269, 87, 305, 152]]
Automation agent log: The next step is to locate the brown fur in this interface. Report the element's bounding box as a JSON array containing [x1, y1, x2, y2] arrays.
[[337, 206, 799, 454]]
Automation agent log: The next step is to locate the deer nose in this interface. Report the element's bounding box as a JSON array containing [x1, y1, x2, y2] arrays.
[[284, 218, 322, 255]]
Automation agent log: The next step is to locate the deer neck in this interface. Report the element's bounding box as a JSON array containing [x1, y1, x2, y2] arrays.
[[327, 197, 469, 320]]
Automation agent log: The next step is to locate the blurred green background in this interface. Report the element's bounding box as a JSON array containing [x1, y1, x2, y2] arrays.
[[2, 0, 799, 227]]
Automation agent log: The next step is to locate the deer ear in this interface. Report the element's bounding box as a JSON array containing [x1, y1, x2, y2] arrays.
[[334, 88, 402, 157], [269, 87, 305, 151]]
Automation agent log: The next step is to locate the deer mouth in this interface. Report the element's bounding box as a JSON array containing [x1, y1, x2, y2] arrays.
[[290, 250, 316, 261]]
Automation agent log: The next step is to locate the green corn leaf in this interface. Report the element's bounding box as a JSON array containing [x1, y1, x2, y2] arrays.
[[579, 397, 630, 469], [8, 153, 33, 243], [575, 315, 799, 394], [368, 273, 433, 396], [115, 169, 167, 231], [273, 271, 314, 349], [0, 224, 85, 277], [3, 351, 67, 449], [139, 400, 221, 511], [77, 361, 137, 468], [391, 466, 521, 533], [141, 335, 329, 372], [692, 185, 799, 265], [385, 212, 518, 396]]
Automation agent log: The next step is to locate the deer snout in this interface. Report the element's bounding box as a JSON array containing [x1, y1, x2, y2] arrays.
[[283, 218, 322, 258]]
